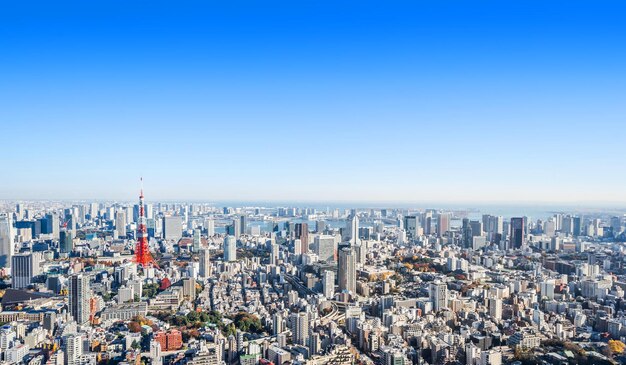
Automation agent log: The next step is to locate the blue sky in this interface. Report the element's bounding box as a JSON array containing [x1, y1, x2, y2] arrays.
[[1, 1, 625, 204]]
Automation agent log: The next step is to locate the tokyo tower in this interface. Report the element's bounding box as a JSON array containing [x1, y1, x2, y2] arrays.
[[135, 178, 158, 268]]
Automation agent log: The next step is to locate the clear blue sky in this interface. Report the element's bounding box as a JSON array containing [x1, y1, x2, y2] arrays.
[[1, 1, 625, 204]]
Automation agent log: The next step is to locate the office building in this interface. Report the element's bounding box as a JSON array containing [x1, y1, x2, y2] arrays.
[[403, 215, 418, 240], [290, 312, 309, 347], [12, 253, 40, 289], [69, 274, 90, 324], [199, 248, 211, 278], [430, 281, 448, 312], [115, 211, 126, 238], [163, 216, 182, 241], [223, 235, 237, 262], [294, 223, 309, 254], [0, 214, 14, 269], [510, 217, 525, 249], [338, 248, 356, 293], [314, 235, 336, 263]]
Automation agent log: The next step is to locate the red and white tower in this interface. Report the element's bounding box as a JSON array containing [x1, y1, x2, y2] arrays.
[[135, 178, 158, 267]]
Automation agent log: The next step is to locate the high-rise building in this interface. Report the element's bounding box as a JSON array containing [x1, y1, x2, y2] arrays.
[[46, 213, 60, 240], [269, 240, 279, 265], [338, 248, 356, 293], [315, 220, 326, 233], [314, 235, 336, 263], [436, 213, 450, 237], [294, 223, 309, 254], [193, 228, 201, 252], [0, 214, 14, 270], [69, 274, 90, 324], [64, 334, 83, 365], [205, 218, 215, 237], [115, 211, 127, 238], [322, 270, 335, 298], [150, 339, 163, 365], [199, 248, 211, 278], [345, 212, 359, 244], [182, 278, 196, 301], [12, 253, 39, 289], [59, 229, 73, 254], [510, 217, 525, 249], [162, 216, 182, 241], [469, 220, 483, 237], [461, 218, 473, 249], [430, 281, 447, 312], [223, 235, 237, 262], [290, 312, 309, 347], [403, 215, 418, 240], [240, 215, 247, 236], [489, 298, 502, 320]]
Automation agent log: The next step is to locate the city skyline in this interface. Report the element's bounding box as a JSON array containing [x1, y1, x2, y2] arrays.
[[2, 2, 626, 203]]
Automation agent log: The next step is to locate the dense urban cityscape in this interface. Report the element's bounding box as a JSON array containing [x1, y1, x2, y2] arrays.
[[3, 1, 626, 365], [1, 186, 626, 365]]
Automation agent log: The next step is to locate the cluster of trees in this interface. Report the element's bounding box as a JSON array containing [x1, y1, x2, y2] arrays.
[[230, 312, 263, 334], [151, 310, 264, 337], [142, 283, 160, 299]]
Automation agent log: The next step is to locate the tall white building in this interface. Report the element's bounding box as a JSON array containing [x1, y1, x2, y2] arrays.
[[64, 334, 83, 365], [489, 298, 502, 320], [338, 248, 356, 293], [69, 274, 90, 324], [162, 216, 182, 241], [0, 213, 14, 270], [199, 248, 211, 278], [322, 270, 335, 298], [290, 312, 309, 347], [270, 240, 279, 265], [345, 213, 360, 245], [115, 211, 126, 238], [314, 235, 336, 263], [193, 228, 202, 252], [430, 281, 448, 312], [205, 218, 215, 237], [150, 339, 163, 365], [223, 235, 237, 262]]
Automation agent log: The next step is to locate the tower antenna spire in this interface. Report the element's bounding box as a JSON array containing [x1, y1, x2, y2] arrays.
[[134, 178, 158, 268]]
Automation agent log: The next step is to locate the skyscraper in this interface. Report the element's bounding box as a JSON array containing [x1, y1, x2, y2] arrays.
[[223, 235, 237, 262], [290, 312, 309, 347], [0, 214, 14, 270], [115, 211, 126, 238], [338, 248, 356, 293], [12, 253, 39, 289], [436, 213, 450, 237], [314, 235, 336, 263], [346, 213, 359, 245], [430, 281, 447, 312], [59, 229, 73, 254], [403, 215, 418, 240], [461, 218, 473, 248], [240, 215, 247, 236], [205, 218, 215, 237], [69, 274, 90, 324], [162, 216, 183, 241], [269, 240, 279, 265], [46, 213, 60, 240], [294, 223, 309, 254], [193, 228, 201, 252], [64, 334, 83, 365], [199, 248, 211, 278], [322, 270, 335, 298], [510, 217, 525, 249]]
